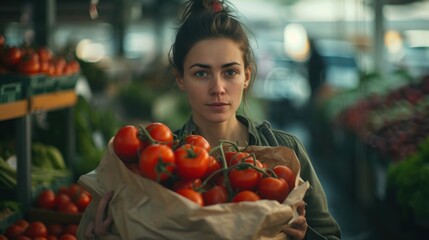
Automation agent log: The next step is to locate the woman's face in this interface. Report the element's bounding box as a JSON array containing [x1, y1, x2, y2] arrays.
[[177, 38, 251, 125]]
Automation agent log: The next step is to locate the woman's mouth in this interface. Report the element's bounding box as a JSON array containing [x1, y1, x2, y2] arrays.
[[207, 102, 228, 106], [206, 102, 230, 110]]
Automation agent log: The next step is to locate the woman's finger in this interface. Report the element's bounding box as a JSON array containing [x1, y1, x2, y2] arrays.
[[84, 221, 95, 240], [94, 191, 114, 236], [296, 200, 306, 216], [283, 216, 307, 240]]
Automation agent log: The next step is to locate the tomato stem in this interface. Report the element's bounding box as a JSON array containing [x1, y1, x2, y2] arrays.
[[218, 141, 235, 200], [230, 162, 271, 178], [155, 157, 174, 183], [138, 124, 172, 145]]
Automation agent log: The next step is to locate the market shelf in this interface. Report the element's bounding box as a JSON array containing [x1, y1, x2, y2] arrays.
[[30, 90, 77, 112], [0, 90, 77, 211], [0, 100, 28, 121]]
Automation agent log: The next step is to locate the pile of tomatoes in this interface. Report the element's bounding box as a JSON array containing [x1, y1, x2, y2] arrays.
[[0, 36, 79, 76], [113, 122, 297, 207], [1, 219, 78, 240], [35, 184, 92, 214]]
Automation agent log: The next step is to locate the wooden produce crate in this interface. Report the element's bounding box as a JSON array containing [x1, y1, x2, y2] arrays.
[[27, 208, 82, 225]]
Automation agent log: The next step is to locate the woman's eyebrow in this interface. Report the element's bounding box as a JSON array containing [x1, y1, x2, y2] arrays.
[[189, 62, 241, 69], [189, 63, 210, 69]]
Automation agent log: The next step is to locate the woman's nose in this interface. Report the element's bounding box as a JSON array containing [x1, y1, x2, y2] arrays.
[[210, 74, 225, 95]]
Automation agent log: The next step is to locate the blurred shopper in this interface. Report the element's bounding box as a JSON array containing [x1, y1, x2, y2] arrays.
[[306, 38, 326, 155], [79, 1, 341, 239], [305, 39, 335, 157]]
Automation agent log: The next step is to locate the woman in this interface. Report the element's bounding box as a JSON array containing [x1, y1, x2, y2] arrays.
[[82, 1, 341, 239]]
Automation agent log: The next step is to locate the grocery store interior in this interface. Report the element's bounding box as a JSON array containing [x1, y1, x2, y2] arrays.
[[1, 0, 429, 239]]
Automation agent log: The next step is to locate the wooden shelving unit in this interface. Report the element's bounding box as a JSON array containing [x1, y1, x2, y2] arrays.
[[0, 90, 77, 210], [0, 100, 28, 121]]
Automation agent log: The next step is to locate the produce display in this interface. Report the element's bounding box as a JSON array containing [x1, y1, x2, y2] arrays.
[[322, 71, 429, 231], [0, 36, 80, 104], [0, 183, 88, 239], [0, 42, 79, 77], [112, 122, 297, 206], [0, 143, 71, 191], [35, 184, 92, 214], [1, 219, 78, 240], [335, 74, 429, 162]]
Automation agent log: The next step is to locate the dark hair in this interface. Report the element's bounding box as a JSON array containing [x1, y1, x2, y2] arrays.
[[168, 0, 257, 99]]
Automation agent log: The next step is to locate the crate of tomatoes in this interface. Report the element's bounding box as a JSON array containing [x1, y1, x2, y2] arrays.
[[27, 183, 92, 226], [77, 122, 310, 240], [0, 42, 80, 99], [1, 218, 78, 240]]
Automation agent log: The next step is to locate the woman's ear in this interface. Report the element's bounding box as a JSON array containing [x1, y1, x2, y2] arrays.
[[176, 75, 186, 90], [244, 66, 252, 89]]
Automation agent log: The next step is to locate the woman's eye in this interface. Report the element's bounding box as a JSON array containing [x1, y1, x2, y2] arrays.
[[195, 71, 207, 78], [225, 69, 238, 77]]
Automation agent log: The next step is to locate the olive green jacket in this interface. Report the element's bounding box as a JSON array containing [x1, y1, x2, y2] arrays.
[[175, 115, 342, 240]]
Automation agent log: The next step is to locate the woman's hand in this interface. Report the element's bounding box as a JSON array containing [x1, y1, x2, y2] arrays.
[[282, 200, 307, 240], [84, 191, 114, 240]]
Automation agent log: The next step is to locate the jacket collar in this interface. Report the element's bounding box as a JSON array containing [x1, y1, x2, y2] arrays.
[[175, 115, 261, 145]]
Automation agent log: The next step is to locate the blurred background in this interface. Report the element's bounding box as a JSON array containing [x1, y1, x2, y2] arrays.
[[1, 0, 429, 239]]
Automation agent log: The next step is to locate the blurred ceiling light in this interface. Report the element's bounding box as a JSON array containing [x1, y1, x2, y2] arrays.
[[76, 39, 105, 62], [283, 23, 310, 62], [404, 30, 429, 47], [384, 30, 403, 54]]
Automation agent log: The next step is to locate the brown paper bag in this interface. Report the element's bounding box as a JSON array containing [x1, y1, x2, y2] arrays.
[[77, 139, 309, 240]]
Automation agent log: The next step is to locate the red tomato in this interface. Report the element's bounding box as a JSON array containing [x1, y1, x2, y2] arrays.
[[231, 190, 260, 202], [224, 151, 253, 166], [62, 224, 78, 236], [39, 60, 50, 74], [66, 183, 82, 199], [202, 185, 228, 205], [14, 219, 29, 230], [185, 135, 211, 152], [171, 178, 202, 191], [175, 188, 204, 206], [46, 62, 56, 76], [142, 122, 174, 147], [202, 155, 221, 180], [75, 192, 91, 212], [34, 237, 48, 240], [228, 166, 261, 191], [174, 144, 209, 180], [1, 46, 22, 67], [52, 57, 66, 76], [37, 189, 56, 210], [66, 183, 84, 201], [113, 125, 142, 162], [272, 165, 296, 190], [257, 177, 289, 203], [0, 234, 8, 240], [5, 224, 25, 239], [16, 52, 40, 74], [55, 193, 71, 210], [59, 234, 76, 240], [63, 60, 80, 75], [24, 221, 47, 238], [58, 202, 79, 214], [139, 144, 175, 182], [37, 47, 53, 62], [47, 223, 63, 237], [47, 236, 58, 240]]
